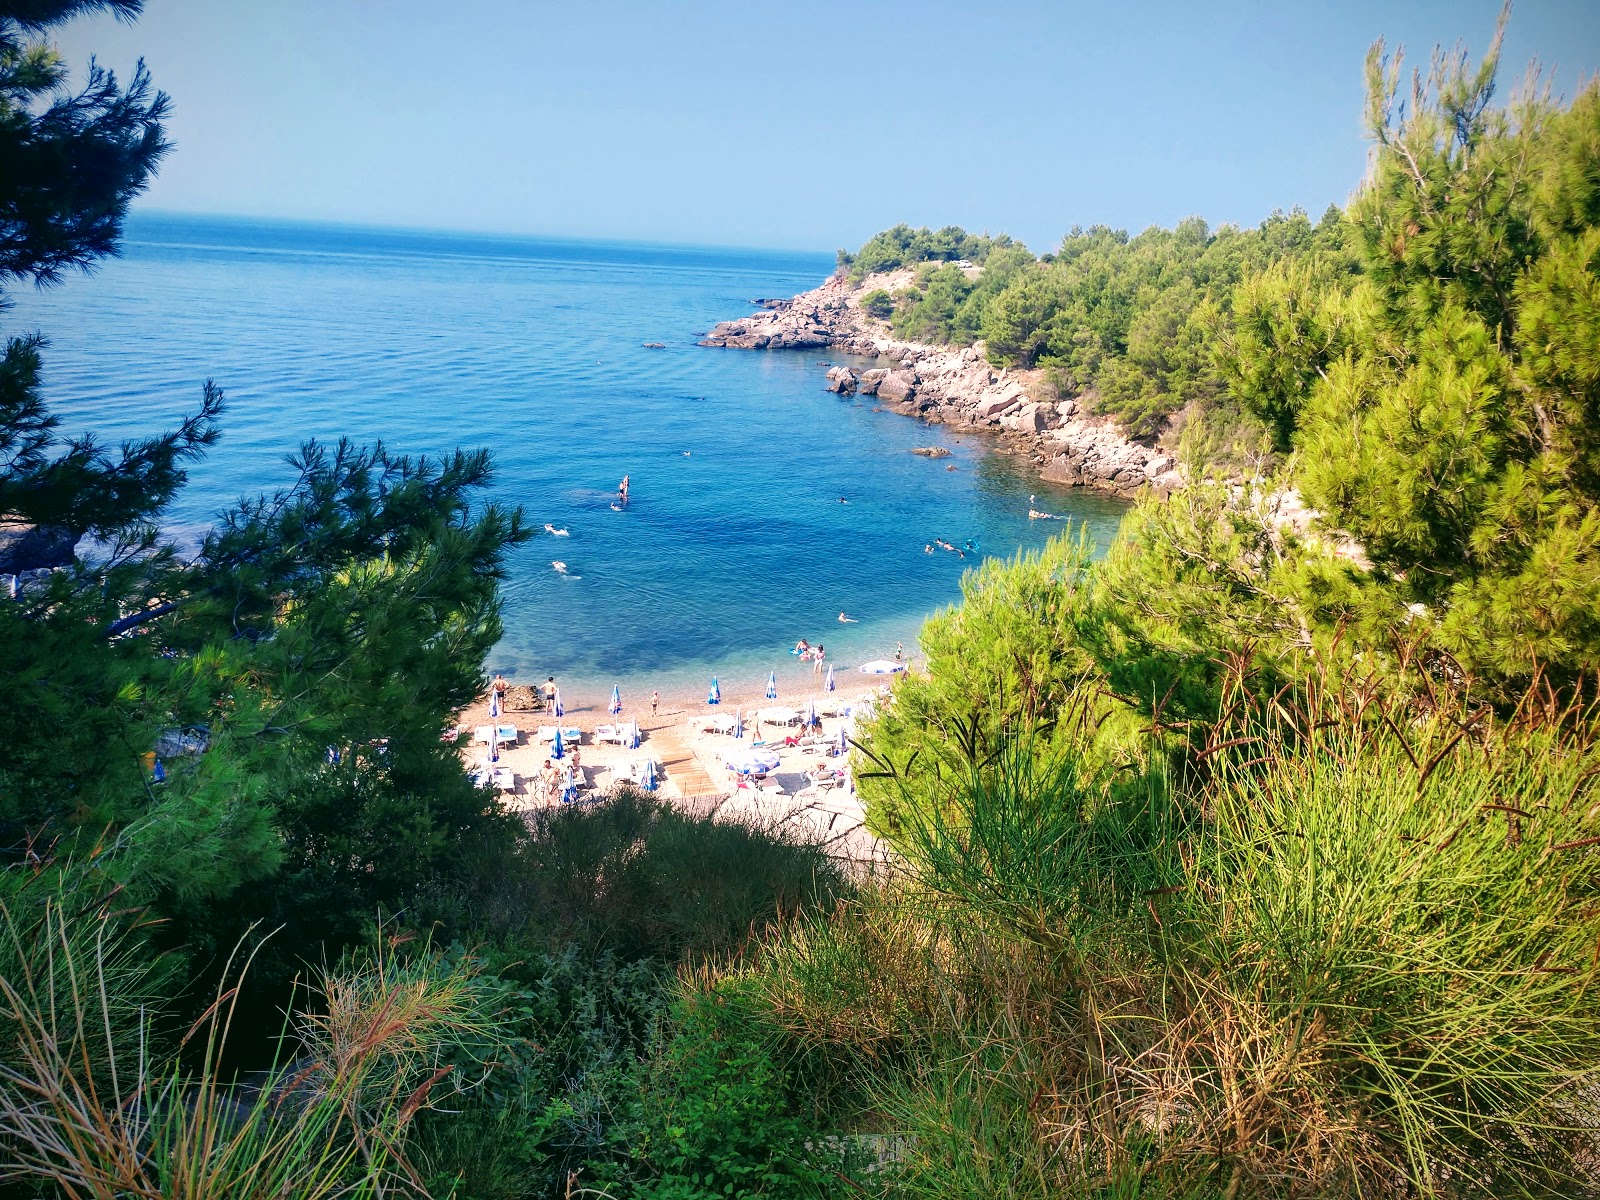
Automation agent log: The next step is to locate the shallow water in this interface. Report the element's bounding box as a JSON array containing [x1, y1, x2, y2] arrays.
[[10, 214, 1126, 710]]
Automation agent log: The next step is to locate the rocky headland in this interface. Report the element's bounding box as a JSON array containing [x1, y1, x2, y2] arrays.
[[699, 271, 1181, 497]]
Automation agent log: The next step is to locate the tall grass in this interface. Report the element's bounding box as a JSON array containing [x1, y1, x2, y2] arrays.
[[741, 681, 1600, 1198], [0, 892, 505, 1199]]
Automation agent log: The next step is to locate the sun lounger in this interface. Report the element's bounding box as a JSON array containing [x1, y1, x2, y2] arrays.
[[474, 724, 519, 745], [535, 725, 583, 743], [491, 766, 517, 792]]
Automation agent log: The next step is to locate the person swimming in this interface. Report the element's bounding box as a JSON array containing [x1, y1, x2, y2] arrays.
[[618, 474, 630, 503], [838, 612, 857, 623], [794, 638, 811, 654], [544, 524, 570, 536], [551, 561, 568, 573]]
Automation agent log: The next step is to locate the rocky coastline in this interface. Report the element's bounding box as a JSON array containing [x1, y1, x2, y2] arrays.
[[698, 271, 1181, 497]]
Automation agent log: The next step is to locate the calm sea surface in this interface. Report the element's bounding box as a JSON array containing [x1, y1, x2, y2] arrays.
[[10, 214, 1126, 709]]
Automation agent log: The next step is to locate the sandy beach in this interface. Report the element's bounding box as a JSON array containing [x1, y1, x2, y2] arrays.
[[455, 672, 898, 862]]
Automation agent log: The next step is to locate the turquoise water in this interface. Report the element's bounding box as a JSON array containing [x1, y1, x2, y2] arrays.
[[10, 214, 1126, 709]]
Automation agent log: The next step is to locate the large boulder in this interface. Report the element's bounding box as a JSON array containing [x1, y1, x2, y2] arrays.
[[858, 368, 890, 395], [973, 393, 1020, 421], [877, 371, 916, 403], [825, 366, 859, 395], [0, 522, 76, 574]]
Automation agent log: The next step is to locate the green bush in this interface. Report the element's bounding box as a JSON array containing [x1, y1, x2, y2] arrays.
[[860, 288, 895, 320]]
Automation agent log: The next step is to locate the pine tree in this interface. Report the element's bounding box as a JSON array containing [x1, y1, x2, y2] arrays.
[[0, 3, 530, 970]]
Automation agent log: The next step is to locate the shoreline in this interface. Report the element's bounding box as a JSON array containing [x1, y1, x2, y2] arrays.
[[698, 269, 1182, 498], [457, 672, 895, 861]]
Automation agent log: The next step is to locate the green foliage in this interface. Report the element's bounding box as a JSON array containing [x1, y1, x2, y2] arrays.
[[619, 988, 839, 1200], [844, 210, 1349, 441], [0, 894, 507, 1199], [459, 790, 849, 964], [0, 2, 532, 1002], [1231, 23, 1600, 691], [840, 223, 1019, 281], [756, 683, 1600, 1197], [859, 287, 895, 320]]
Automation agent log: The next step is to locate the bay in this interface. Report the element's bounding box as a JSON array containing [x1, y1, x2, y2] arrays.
[[9, 213, 1126, 709]]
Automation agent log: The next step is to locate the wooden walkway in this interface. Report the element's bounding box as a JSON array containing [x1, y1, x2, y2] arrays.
[[649, 726, 722, 799]]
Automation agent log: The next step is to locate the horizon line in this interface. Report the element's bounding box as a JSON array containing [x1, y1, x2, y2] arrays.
[[127, 205, 842, 260]]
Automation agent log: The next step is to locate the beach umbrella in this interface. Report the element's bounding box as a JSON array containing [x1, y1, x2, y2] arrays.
[[734, 709, 744, 739], [489, 726, 500, 764], [553, 687, 564, 718], [765, 671, 778, 700], [708, 676, 721, 705], [642, 758, 658, 792], [629, 721, 642, 749], [837, 722, 848, 756], [552, 727, 565, 760], [857, 659, 907, 674], [806, 698, 817, 729], [824, 663, 835, 692], [609, 685, 622, 715], [560, 762, 577, 805], [488, 687, 500, 719]]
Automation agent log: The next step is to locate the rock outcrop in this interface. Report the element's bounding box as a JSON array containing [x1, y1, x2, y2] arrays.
[[699, 274, 1179, 497], [0, 521, 76, 574]]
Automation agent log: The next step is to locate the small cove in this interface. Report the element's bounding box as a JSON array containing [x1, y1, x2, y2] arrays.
[[11, 213, 1128, 709]]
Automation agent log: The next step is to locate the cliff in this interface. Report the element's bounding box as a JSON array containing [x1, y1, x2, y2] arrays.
[[699, 271, 1180, 497]]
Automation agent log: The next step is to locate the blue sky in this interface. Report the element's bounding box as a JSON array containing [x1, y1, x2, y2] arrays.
[[51, 0, 1600, 252]]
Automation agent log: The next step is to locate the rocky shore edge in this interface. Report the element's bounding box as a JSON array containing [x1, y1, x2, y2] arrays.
[[698, 271, 1181, 497]]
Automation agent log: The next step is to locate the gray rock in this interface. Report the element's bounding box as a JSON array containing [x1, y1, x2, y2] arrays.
[[877, 371, 916, 403], [0, 522, 76, 574], [909, 446, 952, 458], [825, 366, 858, 396]]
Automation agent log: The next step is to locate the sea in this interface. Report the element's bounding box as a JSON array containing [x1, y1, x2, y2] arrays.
[[8, 213, 1127, 711]]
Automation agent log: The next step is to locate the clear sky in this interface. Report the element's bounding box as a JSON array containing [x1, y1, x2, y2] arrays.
[[49, 0, 1600, 253]]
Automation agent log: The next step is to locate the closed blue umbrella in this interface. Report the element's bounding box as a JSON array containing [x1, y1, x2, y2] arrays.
[[152, 757, 166, 783], [765, 671, 778, 700], [824, 663, 835, 693], [609, 685, 622, 716], [734, 709, 744, 739], [560, 762, 577, 804], [708, 676, 721, 705], [643, 758, 658, 792], [806, 699, 817, 730], [488, 687, 501, 719], [552, 727, 565, 760], [553, 687, 564, 719], [489, 726, 500, 763], [837, 722, 848, 755], [629, 721, 641, 749]]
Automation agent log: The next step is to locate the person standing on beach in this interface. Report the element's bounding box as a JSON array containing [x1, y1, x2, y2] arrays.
[[544, 676, 557, 708], [650, 689, 659, 717], [894, 642, 903, 662], [492, 673, 509, 700]]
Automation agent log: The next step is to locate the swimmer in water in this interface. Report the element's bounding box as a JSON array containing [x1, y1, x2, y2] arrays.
[[544, 524, 570, 536], [837, 497, 848, 504], [551, 561, 568, 573], [924, 544, 933, 554], [838, 611, 857, 623], [619, 474, 630, 503], [683, 450, 692, 457]]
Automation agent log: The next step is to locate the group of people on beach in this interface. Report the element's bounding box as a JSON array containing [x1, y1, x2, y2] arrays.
[[793, 638, 827, 665]]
